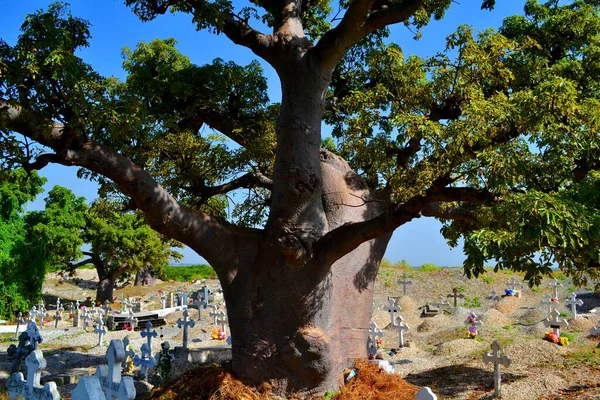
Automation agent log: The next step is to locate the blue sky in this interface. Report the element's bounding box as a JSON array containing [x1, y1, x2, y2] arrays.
[[1, 0, 526, 266]]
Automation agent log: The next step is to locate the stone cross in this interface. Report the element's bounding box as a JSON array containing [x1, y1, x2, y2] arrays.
[[53, 310, 62, 329], [209, 304, 219, 325], [543, 309, 569, 336], [193, 297, 205, 321], [6, 350, 60, 400], [415, 387, 438, 400], [95, 317, 108, 347], [176, 309, 195, 348], [121, 336, 136, 370], [140, 321, 158, 357], [158, 291, 166, 309], [507, 277, 523, 291], [8, 331, 35, 374], [384, 297, 401, 328], [29, 306, 38, 324], [447, 288, 465, 308], [482, 340, 511, 398], [395, 315, 409, 348], [81, 308, 91, 331], [133, 343, 156, 381], [124, 309, 138, 330], [565, 292, 583, 318], [73, 303, 80, 327], [26, 321, 43, 350], [93, 339, 136, 400], [397, 273, 413, 296], [590, 319, 600, 336], [38, 306, 47, 328], [541, 294, 554, 317], [547, 279, 563, 299], [367, 322, 383, 358], [216, 310, 228, 334], [15, 312, 24, 340], [487, 290, 501, 306], [55, 298, 61, 313], [432, 297, 450, 309], [102, 301, 112, 321], [201, 285, 210, 307]]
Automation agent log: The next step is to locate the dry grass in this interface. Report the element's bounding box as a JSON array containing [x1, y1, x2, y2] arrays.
[[333, 360, 419, 400]]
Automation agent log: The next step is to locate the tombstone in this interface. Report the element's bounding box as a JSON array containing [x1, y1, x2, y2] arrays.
[[543, 309, 569, 336], [124, 309, 138, 330], [6, 350, 60, 400], [53, 310, 62, 329], [73, 303, 80, 327], [447, 288, 465, 308], [95, 317, 108, 347], [140, 321, 158, 357], [487, 290, 500, 307], [121, 336, 136, 370], [384, 297, 401, 328], [158, 291, 166, 309], [55, 298, 62, 313], [38, 307, 47, 328], [590, 319, 600, 336], [176, 309, 195, 349], [93, 339, 136, 400], [133, 343, 156, 381], [193, 297, 205, 321], [215, 311, 228, 334], [415, 387, 438, 400], [29, 306, 39, 324], [15, 312, 25, 340], [26, 321, 43, 350], [81, 308, 91, 331], [165, 292, 176, 308], [395, 315, 409, 348], [565, 292, 583, 318], [422, 304, 440, 317], [547, 279, 563, 300], [209, 304, 219, 325], [367, 322, 383, 358], [71, 375, 106, 400], [541, 294, 554, 317], [482, 340, 511, 398], [397, 273, 413, 296]]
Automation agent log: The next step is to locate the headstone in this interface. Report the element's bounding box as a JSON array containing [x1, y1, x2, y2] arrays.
[[121, 337, 136, 370], [542, 294, 554, 317], [124, 309, 138, 330], [81, 308, 91, 331], [487, 290, 500, 306], [158, 291, 166, 309], [209, 305, 219, 325], [395, 315, 409, 348], [53, 310, 62, 329], [6, 350, 60, 400], [547, 279, 563, 300], [102, 301, 112, 321], [26, 321, 43, 350], [397, 273, 412, 296], [176, 309, 195, 349], [95, 317, 108, 347], [543, 309, 569, 336], [447, 288, 465, 308], [71, 375, 105, 400], [215, 311, 227, 334], [165, 292, 175, 308], [93, 339, 136, 400], [140, 321, 158, 357], [133, 343, 156, 381], [415, 387, 438, 400], [29, 306, 39, 324], [590, 319, 600, 336], [38, 307, 47, 328], [565, 292, 583, 318], [15, 312, 25, 340], [73, 304, 80, 327], [384, 297, 401, 328], [482, 340, 511, 398], [367, 322, 383, 358]]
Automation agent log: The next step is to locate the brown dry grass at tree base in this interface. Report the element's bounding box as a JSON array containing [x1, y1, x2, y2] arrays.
[[139, 361, 419, 400]]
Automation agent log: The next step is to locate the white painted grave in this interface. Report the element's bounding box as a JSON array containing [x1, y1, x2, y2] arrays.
[[395, 315, 409, 348], [543, 309, 569, 336], [209, 304, 219, 325], [216, 310, 228, 334], [542, 294, 554, 317], [38, 307, 47, 328], [176, 308, 195, 348], [384, 297, 401, 328], [124, 309, 138, 330], [482, 340, 511, 398], [90, 339, 136, 400], [415, 387, 438, 400], [565, 292, 583, 318], [140, 321, 157, 357], [367, 322, 383, 358], [397, 273, 412, 296], [133, 343, 156, 381], [26, 321, 43, 350], [6, 350, 60, 400], [547, 279, 563, 300], [29, 306, 39, 324], [81, 308, 91, 331], [95, 317, 107, 347]]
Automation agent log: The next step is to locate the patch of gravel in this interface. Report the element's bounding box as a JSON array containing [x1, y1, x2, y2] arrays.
[[504, 337, 568, 368], [397, 296, 416, 312], [514, 308, 546, 325], [502, 368, 567, 400], [480, 308, 511, 328], [372, 310, 391, 330], [416, 314, 454, 333], [568, 316, 596, 332], [496, 296, 521, 314], [434, 338, 486, 357]]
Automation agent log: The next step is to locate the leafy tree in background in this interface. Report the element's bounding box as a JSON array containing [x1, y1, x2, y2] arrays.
[[2, 0, 600, 393]]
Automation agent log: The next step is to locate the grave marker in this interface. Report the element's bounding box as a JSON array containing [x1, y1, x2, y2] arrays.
[[367, 322, 383, 358], [133, 343, 156, 381], [53, 310, 62, 329], [38, 307, 47, 328], [482, 340, 511, 398], [121, 336, 136, 370], [176, 309, 195, 348], [590, 319, 600, 336], [26, 321, 43, 350], [29, 306, 39, 324], [395, 315, 409, 348], [158, 291, 166, 309], [81, 308, 91, 331], [6, 350, 60, 400], [397, 273, 413, 296], [95, 317, 107, 347], [507, 277, 523, 291], [15, 312, 24, 340], [415, 387, 437, 400], [541, 294, 554, 317], [487, 291, 500, 306], [140, 321, 158, 357], [543, 309, 569, 336], [102, 301, 112, 322], [73, 303, 80, 327], [384, 297, 401, 328], [93, 339, 136, 400], [215, 310, 228, 334], [432, 297, 450, 309], [447, 288, 465, 308], [565, 292, 583, 318], [124, 309, 138, 330], [547, 279, 563, 300], [209, 305, 219, 325]]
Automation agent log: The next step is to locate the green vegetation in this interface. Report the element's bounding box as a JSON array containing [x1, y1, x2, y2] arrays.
[[463, 297, 482, 308], [560, 332, 575, 342], [481, 275, 495, 285], [559, 312, 570, 318], [164, 264, 216, 282], [420, 263, 441, 272]]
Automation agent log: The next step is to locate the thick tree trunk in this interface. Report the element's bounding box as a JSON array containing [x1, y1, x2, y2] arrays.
[[134, 265, 157, 286], [96, 275, 115, 304]]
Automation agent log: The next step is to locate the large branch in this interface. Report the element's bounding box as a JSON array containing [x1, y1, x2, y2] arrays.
[[188, 171, 273, 199], [222, 18, 277, 64], [1, 100, 261, 272]]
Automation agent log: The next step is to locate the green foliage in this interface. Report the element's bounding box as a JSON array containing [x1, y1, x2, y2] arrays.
[[559, 311, 570, 318], [419, 263, 440, 272], [164, 264, 216, 282], [455, 285, 466, 293], [151, 343, 173, 386], [502, 324, 514, 331], [463, 296, 482, 308], [482, 275, 495, 285], [560, 331, 575, 342]]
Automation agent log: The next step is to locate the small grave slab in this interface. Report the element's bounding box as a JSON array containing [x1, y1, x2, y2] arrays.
[[174, 346, 232, 364], [422, 305, 440, 318]]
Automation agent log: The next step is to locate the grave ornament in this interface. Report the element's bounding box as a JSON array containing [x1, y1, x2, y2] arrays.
[[384, 297, 401, 328], [564, 292, 583, 318], [367, 322, 383, 359], [464, 312, 483, 339], [397, 273, 413, 296], [176, 309, 195, 349], [395, 315, 409, 348], [447, 288, 465, 308], [140, 321, 158, 357], [482, 340, 511, 399], [6, 350, 60, 400]]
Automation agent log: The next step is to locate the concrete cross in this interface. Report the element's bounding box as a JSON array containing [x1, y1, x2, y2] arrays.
[[176, 308, 195, 348], [102, 300, 112, 319], [81, 308, 91, 331], [158, 291, 166, 309], [543, 309, 569, 336], [216, 310, 228, 334], [487, 290, 501, 306], [75, 299, 80, 310], [15, 312, 25, 340], [26, 321, 43, 351], [541, 294, 554, 317], [55, 298, 61, 312], [73, 303, 80, 328], [124, 309, 138, 330], [397, 273, 413, 296], [6, 350, 60, 400], [447, 288, 465, 308], [67, 302, 74, 314], [121, 336, 137, 370], [95, 317, 108, 347], [133, 343, 156, 381], [384, 297, 401, 328], [415, 387, 438, 400], [590, 319, 600, 336], [193, 297, 205, 321], [93, 339, 136, 400], [140, 321, 158, 357], [37, 306, 47, 328], [395, 315, 409, 348], [367, 322, 383, 358], [483, 340, 511, 399], [547, 279, 563, 300], [565, 292, 583, 318], [201, 285, 211, 307], [29, 306, 38, 324], [53, 310, 62, 329], [507, 277, 523, 291], [209, 305, 219, 325]]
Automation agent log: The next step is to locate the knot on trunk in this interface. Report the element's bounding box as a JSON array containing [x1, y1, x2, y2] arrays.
[[280, 327, 331, 384], [286, 167, 321, 196], [279, 232, 307, 264]]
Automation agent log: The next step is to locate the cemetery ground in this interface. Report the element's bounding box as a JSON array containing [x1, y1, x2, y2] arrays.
[[1, 266, 600, 399]]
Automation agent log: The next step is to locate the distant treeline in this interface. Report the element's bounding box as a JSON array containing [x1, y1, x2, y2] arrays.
[[164, 264, 216, 282]]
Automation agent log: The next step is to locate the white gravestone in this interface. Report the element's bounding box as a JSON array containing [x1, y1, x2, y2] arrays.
[[209, 305, 219, 325], [101, 301, 111, 322], [367, 322, 383, 358], [90, 339, 136, 400], [415, 387, 438, 400], [95, 317, 108, 347], [121, 336, 136, 370], [29, 306, 39, 324], [124, 309, 138, 330], [215, 310, 228, 334], [158, 292, 166, 309], [395, 315, 409, 348], [547, 279, 563, 300], [140, 321, 158, 357], [71, 374, 106, 400], [541, 294, 554, 317], [38, 307, 47, 328], [384, 298, 401, 328], [177, 309, 195, 348], [565, 292, 583, 318], [133, 343, 156, 381], [483, 340, 511, 399], [543, 309, 569, 336], [15, 312, 25, 340], [26, 321, 43, 350], [81, 309, 91, 331], [397, 273, 412, 296], [6, 350, 60, 400]]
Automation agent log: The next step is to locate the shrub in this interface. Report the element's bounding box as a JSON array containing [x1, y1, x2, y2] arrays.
[[419, 263, 440, 272], [463, 297, 482, 308], [482, 275, 495, 285], [164, 264, 216, 282]]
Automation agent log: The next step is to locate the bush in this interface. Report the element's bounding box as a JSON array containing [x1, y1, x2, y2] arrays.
[[164, 264, 216, 282], [482, 275, 495, 285], [419, 263, 440, 272], [0, 282, 29, 320], [463, 296, 482, 308]]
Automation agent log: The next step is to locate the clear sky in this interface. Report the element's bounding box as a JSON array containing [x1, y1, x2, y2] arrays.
[[1, 0, 526, 266]]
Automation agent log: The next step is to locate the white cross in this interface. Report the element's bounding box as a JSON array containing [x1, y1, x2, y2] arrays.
[[124, 309, 138, 331], [397, 273, 413, 296], [55, 298, 61, 312], [29, 306, 38, 324], [547, 279, 563, 299], [38, 307, 47, 328], [543, 309, 569, 336], [565, 292, 583, 318], [507, 277, 523, 291], [395, 315, 409, 348], [209, 305, 219, 325], [53, 311, 62, 329], [15, 312, 24, 340], [216, 311, 228, 334], [121, 336, 137, 370], [384, 297, 401, 328], [133, 343, 157, 381], [541, 294, 554, 317], [6, 350, 60, 400], [158, 291, 166, 309], [26, 321, 43, 350], [367, 322, 383, 357], [102, 300, 112, 319], [95, 317, 108, 347], [482, 340, 511, 398], [93, 339, 136, 399], [81, 308, 91, 331], [177, 309, 195, 348], [140, 321, 158, 357], [487, 290, 500, 306]]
